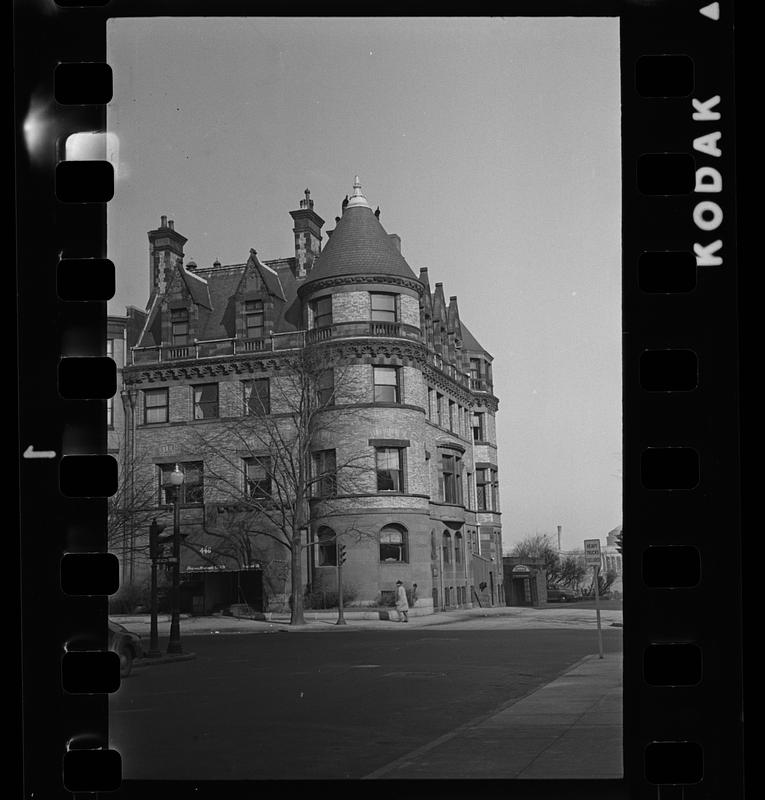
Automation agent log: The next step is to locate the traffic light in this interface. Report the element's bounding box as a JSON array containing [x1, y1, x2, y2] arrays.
[[149, 518, 173, 560], [338, 544, 347, 566], [149, 518, 165, 560]]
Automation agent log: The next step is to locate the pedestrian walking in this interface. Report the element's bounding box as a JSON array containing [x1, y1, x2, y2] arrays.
[[395, 580, 409, 622]]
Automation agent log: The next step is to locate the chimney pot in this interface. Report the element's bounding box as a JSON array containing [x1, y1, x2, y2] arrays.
[[160, 215, 168, 228], [168, 220, 175, 230]]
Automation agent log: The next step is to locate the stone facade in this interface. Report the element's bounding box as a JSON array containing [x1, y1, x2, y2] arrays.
[[117, 182, 503, 614]]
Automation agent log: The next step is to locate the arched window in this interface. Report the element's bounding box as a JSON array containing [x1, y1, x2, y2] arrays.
[[379, 524, 408, 563], [455, 532, 463, 564], [317, 526, 337, 566], [442, 531, 451, 564]]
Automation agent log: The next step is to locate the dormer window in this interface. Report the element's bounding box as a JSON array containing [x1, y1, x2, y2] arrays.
[[370, 293, 397, 323], [245, 300, 265, 339], [171, 308, 189, 346]]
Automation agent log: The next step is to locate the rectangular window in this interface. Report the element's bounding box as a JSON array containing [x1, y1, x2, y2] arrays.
[[373, 366, 399, 403], [470, 358, 481, 381], [245, 456, 271, 499], [472, 412, 485, 441], [370, 292, 397, 323], [436, 393, 444, 426], [455, 536, 462, 564], [106, 338, 114, 359], [427, 387, 433, 421], [171, 307, 190, 346], [312, 449, 337, 497], [467, 472, 474, 509], [245, 300, 264, 339], [316, 368, 334, 407], [106, 396, 114, 428], [144, 388, 169, 425], [476, 468, 496, 511], [440, 453, 463, 504], [193, 383, 219, 419], [159, 461, 204, 505], [242, 378, 270, 415], [448, 400, 455, 432], [312, 296, 332, 329], [376, 447, 403, 492]]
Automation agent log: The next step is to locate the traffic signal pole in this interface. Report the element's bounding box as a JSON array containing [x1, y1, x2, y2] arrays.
[[336, 543, 347, 625]]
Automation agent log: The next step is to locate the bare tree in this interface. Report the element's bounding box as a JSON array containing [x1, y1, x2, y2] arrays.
[[182, 344, 379, 625], [510, 533, 561, 585], [108, 430, 165, 583], [556, 552, 588, 591]]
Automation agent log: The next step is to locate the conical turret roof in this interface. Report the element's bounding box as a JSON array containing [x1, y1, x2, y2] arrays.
[[302, 178, 418, 287]]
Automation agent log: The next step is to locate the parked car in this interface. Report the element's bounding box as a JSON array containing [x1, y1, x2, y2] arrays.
[[546, 587, 579, 603], [108, 620, 143, 677]]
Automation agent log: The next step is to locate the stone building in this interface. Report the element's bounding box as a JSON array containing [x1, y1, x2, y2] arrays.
[[119, 179, 503, 614], [107, 306, 147, 584]]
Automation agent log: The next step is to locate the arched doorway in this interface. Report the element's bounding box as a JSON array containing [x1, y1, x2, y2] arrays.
[[510, 564, 536, 606]]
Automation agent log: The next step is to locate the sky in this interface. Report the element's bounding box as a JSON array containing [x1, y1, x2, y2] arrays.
[[105, 16, 622, 554]]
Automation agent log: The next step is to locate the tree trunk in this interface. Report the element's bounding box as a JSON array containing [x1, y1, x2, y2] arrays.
[[290, 529, 306, 625]]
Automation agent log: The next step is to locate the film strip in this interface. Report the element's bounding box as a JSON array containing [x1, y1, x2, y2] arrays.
[[15, 1, 742, 798]]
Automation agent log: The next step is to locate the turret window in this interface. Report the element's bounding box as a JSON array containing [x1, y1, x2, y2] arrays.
[[376, 447, 404, 492], [312, 296, 332, 329], [370, 293, 397, 323], [373, 366, 400, 403]]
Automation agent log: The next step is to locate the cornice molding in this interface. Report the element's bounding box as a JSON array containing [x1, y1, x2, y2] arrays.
[[298, 273, 425, 299]]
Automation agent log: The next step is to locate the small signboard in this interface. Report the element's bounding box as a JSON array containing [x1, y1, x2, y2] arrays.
[[584, 539, 602, 566]]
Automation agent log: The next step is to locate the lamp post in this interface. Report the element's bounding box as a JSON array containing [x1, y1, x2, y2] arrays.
[[166, 464, 185, 655]]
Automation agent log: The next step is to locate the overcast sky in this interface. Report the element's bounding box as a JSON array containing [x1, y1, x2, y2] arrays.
[[106, 16, 622, 554]]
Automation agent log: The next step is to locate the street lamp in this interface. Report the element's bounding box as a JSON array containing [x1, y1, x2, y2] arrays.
[[166, 463, 185, 655]]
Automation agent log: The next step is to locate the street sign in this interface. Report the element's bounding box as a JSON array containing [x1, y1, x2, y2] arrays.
[[584, 539, 604, 659], [584, 539, 602, 566]]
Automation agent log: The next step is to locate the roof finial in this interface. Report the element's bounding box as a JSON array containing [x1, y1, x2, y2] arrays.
[[346, 175, 371, 210]]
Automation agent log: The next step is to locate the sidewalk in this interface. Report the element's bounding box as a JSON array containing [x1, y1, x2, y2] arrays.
[[112, 603, 623, 638], [364, 652, 623, 779]]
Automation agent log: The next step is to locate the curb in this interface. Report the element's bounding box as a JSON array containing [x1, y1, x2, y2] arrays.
[[135, 653, 197, 667]]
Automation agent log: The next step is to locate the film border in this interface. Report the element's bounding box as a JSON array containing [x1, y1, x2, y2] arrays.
[[14, 1, 742, 798]]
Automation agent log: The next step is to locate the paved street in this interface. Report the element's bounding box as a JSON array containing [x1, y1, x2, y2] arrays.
[[110, 612, 622, 780]]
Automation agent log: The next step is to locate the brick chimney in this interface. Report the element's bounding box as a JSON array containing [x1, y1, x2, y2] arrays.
[[388, 233, 401, 253], [147, 215, 187, 304], [289, 188, 324, 278]]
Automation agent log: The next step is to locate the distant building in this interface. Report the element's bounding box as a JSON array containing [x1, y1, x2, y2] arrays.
[[117, 179, 504, 614]]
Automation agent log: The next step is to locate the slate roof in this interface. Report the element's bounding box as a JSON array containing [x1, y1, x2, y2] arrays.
[[459, 321, 492, 359], [303, 204, 418, 286]]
